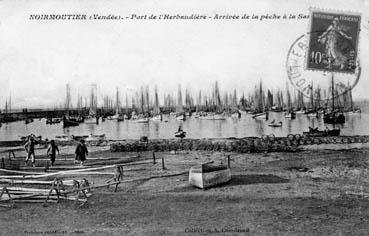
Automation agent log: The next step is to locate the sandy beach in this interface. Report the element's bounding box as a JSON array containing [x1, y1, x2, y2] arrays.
[[1, 144, 369, 235]]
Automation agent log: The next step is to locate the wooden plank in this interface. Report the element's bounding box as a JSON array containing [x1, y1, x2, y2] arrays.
[[13, 199, 58, 203], [7, 187, 50, 193], [0, 179, 75, 185], [0, 160, 153, 179], [62, 170, 188, 194], [0, 168, 46, 175]]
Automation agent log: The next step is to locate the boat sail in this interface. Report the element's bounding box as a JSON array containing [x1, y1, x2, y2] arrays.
[[108, 87, 120, 120], [285, 82, 296, 119], [176, 84, 185, 120], [252, 81, 267, 119], [323, 74, 345, 124], [151, 86, 162, 121]]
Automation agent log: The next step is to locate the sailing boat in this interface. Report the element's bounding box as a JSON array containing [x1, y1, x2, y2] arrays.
[[176, 84, 185, 121], [85, 87, 99, 124], [284, 83, 296, 119], [151, 86, 162, 121], [305, 83, 318, 117], [63, 84, 80, 128], [295, 91, 305, 114], [346, 85, 361, 114], [323, 74, 345, 124], [252, 82, 267, 119], [108, 87, 120, 120], [135, 87, 149, 123]]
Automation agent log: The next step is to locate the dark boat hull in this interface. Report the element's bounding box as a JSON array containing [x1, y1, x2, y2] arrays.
[[63, 120, 79, 127], [323, 113, 345, 124], [303, 129, 340, 137]]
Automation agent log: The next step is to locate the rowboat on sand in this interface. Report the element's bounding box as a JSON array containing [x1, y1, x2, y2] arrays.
[[189, 162, 231, 190]]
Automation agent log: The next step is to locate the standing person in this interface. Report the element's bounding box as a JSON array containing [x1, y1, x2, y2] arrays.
[[75, 139, 88, 165], [47, 140, 60, 166], [24, 136, 36, 167]]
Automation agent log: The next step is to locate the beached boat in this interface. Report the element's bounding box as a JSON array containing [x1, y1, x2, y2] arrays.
[[189, 162, 231, 189]]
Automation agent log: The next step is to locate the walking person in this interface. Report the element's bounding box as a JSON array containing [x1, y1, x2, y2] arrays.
[[75, 139, 88, 165], [47, 140, 60, 166], [24, 136, 36, 167]]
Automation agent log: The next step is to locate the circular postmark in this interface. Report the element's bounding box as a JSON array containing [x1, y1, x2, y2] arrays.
[[286, 32, 361, 102]]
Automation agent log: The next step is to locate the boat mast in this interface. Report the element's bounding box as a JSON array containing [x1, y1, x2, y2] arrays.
[[331, 73, 334, 112]]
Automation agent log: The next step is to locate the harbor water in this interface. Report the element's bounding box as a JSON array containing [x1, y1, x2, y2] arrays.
[[0, 111, 368, 141]]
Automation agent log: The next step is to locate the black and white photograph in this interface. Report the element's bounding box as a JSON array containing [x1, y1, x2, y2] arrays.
[[0, 0, 369, 235]]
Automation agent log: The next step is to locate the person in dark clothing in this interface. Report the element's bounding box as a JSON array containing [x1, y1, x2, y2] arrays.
[[24, 136, 36, 166], [47, 140, 60, 166], [75, 139, 88, 165]]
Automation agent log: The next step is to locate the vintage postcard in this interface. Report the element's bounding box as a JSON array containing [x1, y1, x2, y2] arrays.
[[0, 0, 369, 235]]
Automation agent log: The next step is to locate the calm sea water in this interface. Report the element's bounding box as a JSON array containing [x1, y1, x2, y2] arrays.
[[0, 111, 368, 141]]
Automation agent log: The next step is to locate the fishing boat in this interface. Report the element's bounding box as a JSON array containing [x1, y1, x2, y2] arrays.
[[284, 83, 296, 119], [285, 112, 296, 119], [85, 134, 106, 142], [252, 112, 267, 119], [175, 130, 186, 138], [71, 135, 89, 141], [84, 117, 98, 124], [135, 117, 149, 123], [305, 111, 318, 117], [117, 115, 125, 122], [303, 127, 340, 137], [323, 111, 345, 124], [107, 114, 119, 120], [108, 87, 122, 120], [151, 114, 162, 121], [46, 118, 61, 124], [295, 109, 305, 114], [25, 118, 34, 124], [63, 118, 79, 128], [324, 74, 346, 124], [199, 113, 226, 120], [151, 87, 162, 122], [176, 113, 186, 121], [189, 162, 231, 189], [268, 120, 282, 127], [252, 82, 268, 120]]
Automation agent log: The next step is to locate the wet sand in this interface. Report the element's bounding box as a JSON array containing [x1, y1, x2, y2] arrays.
[[1, 147, 369, 235]]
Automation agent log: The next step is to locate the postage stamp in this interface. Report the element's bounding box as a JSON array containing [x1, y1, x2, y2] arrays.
[[286, 32, 361, 101], [306, 9, 361, 74]]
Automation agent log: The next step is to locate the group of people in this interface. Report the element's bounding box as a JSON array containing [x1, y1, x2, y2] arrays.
[[24, 135, 89, 167]]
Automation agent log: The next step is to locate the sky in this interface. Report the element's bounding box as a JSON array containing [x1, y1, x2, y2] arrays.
[[0, 0, 368, 109]]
